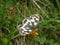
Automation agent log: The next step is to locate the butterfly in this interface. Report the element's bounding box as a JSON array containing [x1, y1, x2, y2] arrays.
[[17, 14, 40, 36]]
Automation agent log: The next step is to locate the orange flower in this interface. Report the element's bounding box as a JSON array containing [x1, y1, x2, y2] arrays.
[[8, 7, 14, 21], [9, 7, 14, 15], [28, 28, 39, 36]]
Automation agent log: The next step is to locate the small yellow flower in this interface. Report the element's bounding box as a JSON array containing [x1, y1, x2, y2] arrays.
[[28, 28, 39, 36]]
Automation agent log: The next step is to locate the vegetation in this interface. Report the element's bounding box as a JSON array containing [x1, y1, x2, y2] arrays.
[[0, 0, 60, 45]]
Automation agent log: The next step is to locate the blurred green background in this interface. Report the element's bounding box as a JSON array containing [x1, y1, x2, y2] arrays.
[[0, 0, 60, 45]]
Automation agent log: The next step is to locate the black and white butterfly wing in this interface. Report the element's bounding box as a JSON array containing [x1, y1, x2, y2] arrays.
[[17, 14, 40, 36]]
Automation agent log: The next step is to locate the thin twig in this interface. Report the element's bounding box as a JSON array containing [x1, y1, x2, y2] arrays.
[[55, 0, 60, 12], [15, 39, 20, 45], [20, 37, 23, 45], [33, 0, 49, 18], [23, 36, 26, 45]]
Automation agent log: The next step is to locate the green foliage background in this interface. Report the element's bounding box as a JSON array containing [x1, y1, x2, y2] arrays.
[[0, 0, 60, 45]]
